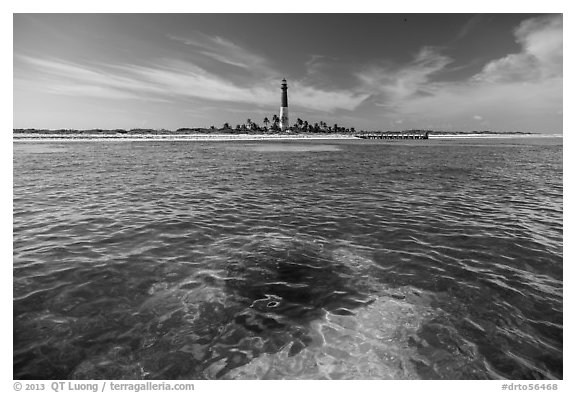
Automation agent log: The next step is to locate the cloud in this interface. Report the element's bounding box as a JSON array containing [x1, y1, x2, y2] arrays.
[[456, 14, 485, 39], [14, 16, 561, 131], [473, 14, 562, 83], [304, 54, 342, 78], [305, 55, 326, 76], [359, 15, 562, 132], [126, 61, 367, 111], [356, 46, 452, 102], [15, 56, 168, 100], [387, 75, 561, 131], [16, 55, 366, 113], [167, 33, 275, 77], [291, 81, 369, 112]]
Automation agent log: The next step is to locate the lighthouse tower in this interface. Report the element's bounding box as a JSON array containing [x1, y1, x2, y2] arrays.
[[280, 79, 289, 131]]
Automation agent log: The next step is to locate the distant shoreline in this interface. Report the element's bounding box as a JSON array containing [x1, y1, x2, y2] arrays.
[[12, 133, 358, 141], [429, 133, 561, 139], [12, 132, 560, 142]]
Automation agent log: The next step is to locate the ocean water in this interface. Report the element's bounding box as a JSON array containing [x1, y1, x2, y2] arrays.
[[13, 138, 563, 380]]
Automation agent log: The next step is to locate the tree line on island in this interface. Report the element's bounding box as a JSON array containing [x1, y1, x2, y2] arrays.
[[13, 114, 534, 135], [209, 115, 356, 134], [13, 116, 360, 135]]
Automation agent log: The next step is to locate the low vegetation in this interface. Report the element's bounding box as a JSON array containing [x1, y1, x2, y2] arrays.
[[13, 116, 533, 136]]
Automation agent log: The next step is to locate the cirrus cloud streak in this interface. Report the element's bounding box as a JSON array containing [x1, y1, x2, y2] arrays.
[[15, 53, 367, 113]]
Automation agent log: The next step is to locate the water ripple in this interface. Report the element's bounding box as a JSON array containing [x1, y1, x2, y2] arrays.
[[13, 139, 562, 379]]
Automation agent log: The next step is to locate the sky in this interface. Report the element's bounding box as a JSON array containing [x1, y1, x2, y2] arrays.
[[13, 13, 563, 132]]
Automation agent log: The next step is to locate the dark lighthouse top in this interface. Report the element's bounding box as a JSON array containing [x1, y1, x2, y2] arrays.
[[281, 79, 288, 108]]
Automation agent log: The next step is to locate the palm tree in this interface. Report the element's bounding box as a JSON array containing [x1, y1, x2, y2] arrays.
[[263, 117, 270, 129], [223, 122, 230, 130], [297, 118, 303, 129], [271, 115, 280, 132]]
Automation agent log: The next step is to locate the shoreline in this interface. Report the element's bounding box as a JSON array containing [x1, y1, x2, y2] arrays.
[[12, 133, 561, 142], [429, 133, 561, 139], [12, 133, 358, 142]]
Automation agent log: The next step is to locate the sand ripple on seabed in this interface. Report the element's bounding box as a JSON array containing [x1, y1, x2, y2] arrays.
[[132, 233, 454, 380], [20, 232, 492, 380], [212, 289, 436, 380], [92, 233, 441, 379]]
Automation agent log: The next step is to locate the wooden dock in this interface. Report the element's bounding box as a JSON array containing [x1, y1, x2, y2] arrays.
[[356, 131, 429, 140]]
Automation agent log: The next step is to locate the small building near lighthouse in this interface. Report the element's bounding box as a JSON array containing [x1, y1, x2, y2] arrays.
[[280, 79, 289, 131]]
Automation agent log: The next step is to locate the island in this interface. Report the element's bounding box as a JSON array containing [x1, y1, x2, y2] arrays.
[[13, 123, 537, 141]]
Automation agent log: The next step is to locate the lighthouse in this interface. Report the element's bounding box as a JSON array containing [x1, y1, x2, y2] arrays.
[[280, 78, 289, 131]]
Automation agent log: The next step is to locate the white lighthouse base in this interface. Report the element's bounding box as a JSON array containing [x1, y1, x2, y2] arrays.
[[280, 107, 289, 132]]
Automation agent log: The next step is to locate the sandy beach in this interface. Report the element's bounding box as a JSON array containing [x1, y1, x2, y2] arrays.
[[12, 133, 360, 142], [13, 133, 558, 142], [429, 133, 561, 139]]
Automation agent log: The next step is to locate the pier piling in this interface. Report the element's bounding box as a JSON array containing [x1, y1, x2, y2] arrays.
[[356, 131, 429, 140]]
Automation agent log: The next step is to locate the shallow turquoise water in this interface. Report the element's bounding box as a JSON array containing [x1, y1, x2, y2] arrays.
[[13, 138, 562, 379]]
